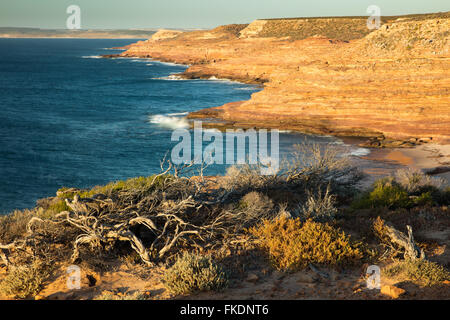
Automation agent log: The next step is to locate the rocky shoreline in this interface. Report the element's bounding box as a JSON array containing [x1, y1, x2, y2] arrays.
[[103, 14, 449, 148]]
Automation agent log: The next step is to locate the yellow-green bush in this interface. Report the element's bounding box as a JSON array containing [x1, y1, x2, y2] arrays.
[[249, 217, 365, 271], [57, 175, 172, 200], [45, 199, 70, 215], [162, 252, 228, 295], [352, 178, 412, 209], [0, 260, 52, 299], [384, 259, 450, 286], [351, 172, 449, 209]]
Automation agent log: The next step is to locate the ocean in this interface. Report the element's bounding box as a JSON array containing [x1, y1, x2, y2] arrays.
[[0, 38, 399, 214]]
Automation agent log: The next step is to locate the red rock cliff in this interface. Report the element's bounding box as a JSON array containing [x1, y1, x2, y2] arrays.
[[120, 15, 450, 143]]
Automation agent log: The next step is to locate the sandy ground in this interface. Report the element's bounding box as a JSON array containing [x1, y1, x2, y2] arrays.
[[361, 143, 450, 186]]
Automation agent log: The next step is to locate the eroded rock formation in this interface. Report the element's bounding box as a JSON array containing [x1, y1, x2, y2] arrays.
[[116, 13, 450, 143]]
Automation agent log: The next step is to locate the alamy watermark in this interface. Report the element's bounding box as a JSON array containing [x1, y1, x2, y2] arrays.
[[66, 265, 81, 290], [171, 121, 280, 175], [367, 5, 381, 30], [66, 5, 81, 30], [366, 265, 381, 290]]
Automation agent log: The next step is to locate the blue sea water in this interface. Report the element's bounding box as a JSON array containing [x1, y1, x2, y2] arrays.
[[0, 38, 394, 214]]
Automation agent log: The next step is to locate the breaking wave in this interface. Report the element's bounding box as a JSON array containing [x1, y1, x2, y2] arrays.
[[149, 113, 189, 129], [152, 74, 187, 81], [349, 147, 371, 157]]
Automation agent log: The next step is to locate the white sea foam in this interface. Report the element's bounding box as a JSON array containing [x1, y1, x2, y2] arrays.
[[234, 87, 258, 91], [167, 112, 189, 116], [152, 61, 188, 67], [152, 74, 187, 81], [350, 147, 371, 157], [131, 59, 152, 63], [331, 139, 345, 145], [208, 76, 238, 84], [149, 114, 189, 129], [82, 55, 102, 59]]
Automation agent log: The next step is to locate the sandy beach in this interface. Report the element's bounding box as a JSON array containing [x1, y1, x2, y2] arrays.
[[362, 143, 450, 184]]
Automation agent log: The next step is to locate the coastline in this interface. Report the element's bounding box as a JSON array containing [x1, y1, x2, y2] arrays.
[[105, 46, 450, 184], [1, 16, 450, 302], [114, 16, 449, 147], [360, 143, 450, 184]]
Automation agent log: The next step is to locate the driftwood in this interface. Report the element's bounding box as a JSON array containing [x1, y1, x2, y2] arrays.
[[382, 223, 425, 260]]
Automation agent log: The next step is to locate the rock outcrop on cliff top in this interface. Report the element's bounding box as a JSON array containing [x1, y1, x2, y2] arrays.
[[151, 29, 184, 41], [119, 13, 450, 143]]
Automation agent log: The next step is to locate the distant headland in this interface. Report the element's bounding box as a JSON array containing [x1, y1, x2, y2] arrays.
[[0, 27, 163, 39]]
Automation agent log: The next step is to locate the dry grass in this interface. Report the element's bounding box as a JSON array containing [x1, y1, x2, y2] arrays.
[[258, 18, 371, 41], [238, 191, 275, 220], [211, 24, 249, 37], [394, 168, 443, 194], [95, 291, 148, 300], [0, 260, 53, 299], [297, 186, 337, 222], [221, 143, 362, 201], [384, 259, 450, 286], [0, 209, 34, 243]]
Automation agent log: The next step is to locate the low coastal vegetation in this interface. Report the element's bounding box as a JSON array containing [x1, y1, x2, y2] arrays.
[[0, 143, 449, 299], [351, 169, 448, 210], [249, 217, 366, 271], [384, 259, 450, 287], [0, 260, 52, 299], [162, 252, 228, 295], [249, 12, 449, 41]]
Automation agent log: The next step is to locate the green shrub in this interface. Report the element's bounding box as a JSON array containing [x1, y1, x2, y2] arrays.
[[249, 217, 365, 271], [411, 191, 434, 207], [162, 252, 228, 295], [352, 178, 412, 209], [352, 171, 447, 209], [435, 186, 450, 206], [384, 259, 450, 286], [57, 175, 172, 200], [0, 261, 52, 299], [45, 199, 70, 215]]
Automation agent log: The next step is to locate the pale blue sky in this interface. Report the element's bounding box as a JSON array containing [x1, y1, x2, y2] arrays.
[[0, 0, 448, 29]]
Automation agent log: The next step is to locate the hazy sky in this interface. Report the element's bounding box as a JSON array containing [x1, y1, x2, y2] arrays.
[[0, 0, 449, 29]]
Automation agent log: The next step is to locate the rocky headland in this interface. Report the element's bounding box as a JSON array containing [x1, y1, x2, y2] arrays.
[[0, 27, 160, 39], [112, 13, 449, 146]]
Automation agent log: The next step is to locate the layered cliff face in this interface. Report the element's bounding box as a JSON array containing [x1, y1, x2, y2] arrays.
[[121, 14, 450, 143]]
